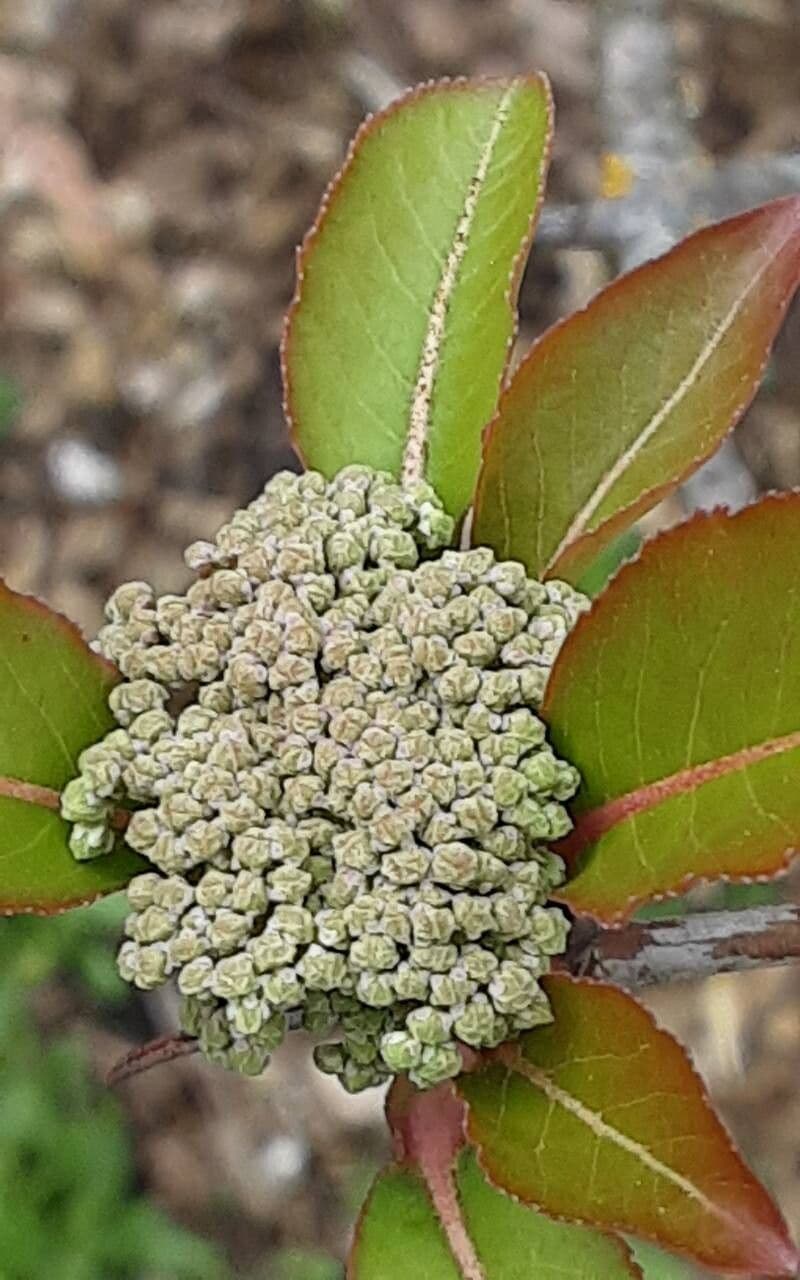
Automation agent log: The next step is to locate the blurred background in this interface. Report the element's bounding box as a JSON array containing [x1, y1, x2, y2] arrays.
[[0, 1, 798, 1276]]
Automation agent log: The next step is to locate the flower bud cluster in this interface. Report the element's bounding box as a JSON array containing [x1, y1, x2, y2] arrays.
[[63, 466, 588, 1090]]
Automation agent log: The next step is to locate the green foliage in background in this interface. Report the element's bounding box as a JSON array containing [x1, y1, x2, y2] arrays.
[[0, 376, 19, 439], [272, 1251, 341, 1280], [0, 903, 351, 1280], [0, 902, 228, 1280]]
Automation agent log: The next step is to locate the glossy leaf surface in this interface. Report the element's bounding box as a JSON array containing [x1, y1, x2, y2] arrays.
[[474, 197, 800, 580], [284, 76, 552, 521], [545, 496, 800, 921], [459, 976, 797, 1276], [349, 1153, 642, 1279], [0, 583, 142, 912], [628, 1240, 703, 1279]]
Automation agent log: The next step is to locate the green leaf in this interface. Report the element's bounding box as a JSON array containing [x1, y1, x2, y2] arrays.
[[0, 582, 143, 914], [628, 1240, 702, 1279], [544, 495, 800, 922], [349, 1164, 459, 1280], [473, 196, 800, 581], [283, 75, 553, 521], [458, 975, 797, 1277], [575, 526, 641, 598], [349, 1153, 643, 1278]]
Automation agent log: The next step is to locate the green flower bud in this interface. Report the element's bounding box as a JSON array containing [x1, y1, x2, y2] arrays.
[[298, 944, 347, 991], [282, 774, 322, 813], [380, 1030, 423, 1072], [406, 1006, 453, 1046], [262, 966, 304, 1009], [208, 909, 251, 955], [126, 872, 162, 911], [109, 679, 167, 726], [341, 1058, 385, 1093], [511, 991, 554, 1031], [435, 662, 481, 705], [382, 901, 412, 946], [461, 945, 500, 983], [491, 893, 528, 939], [230, 870, 267, 914], [381, 846, 430, 886], [349, 935, 399, 972], [429, 970, 474, 1008], [272, 905, 315, 944], [225, 988, 268, 1039], [161, 792, 206, 833], [454, 997, 499, 1047], [411, 944, 458, 973], [314, 1041, 347, 1076], [503, 940, 544, 976], [429, 842, 480, 888], [130, 905, 174, 944], [117, 941, 140, 983], [69, 822, 115, 861], [268, 865, 313, 904], [184, 819, 229, 862], [217, 795, 266, 834], [453, 631, 498, 666], [410, 903, 455, 946], [391, 963, 430, 1002], [490, 765, 528, 808], [105, 581, 155, 623], [196, 869, 234, 910], [529, 906, 570, 955], [453, 761, 485, 796], [452, 894, 495, 941], [542, 802, 573, 840], [178, 956, 214, 995], [504, 798, 551, 839], [518, 666, 548, 706], [198, 1009, 233, 1054], [168, 929, 206, 966], [211, 953, 258, 998], [248, 930, 297, 972], [61, 776, 108, 824], [370, 809, 416, 852], [355, 971, 396, 1008], [332, 829, 376, 873], [489, 963, 539, 1016], [132, 942, 171, 990]]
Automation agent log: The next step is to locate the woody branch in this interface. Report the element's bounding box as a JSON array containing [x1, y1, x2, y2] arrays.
[[565, 902, 800, 989]]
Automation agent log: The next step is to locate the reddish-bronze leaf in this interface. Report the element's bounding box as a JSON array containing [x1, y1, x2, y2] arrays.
[[459, 975, 797, 1276], [352, 1076, 643, 1279], [543, 496, 800, 921], [473, 197, 800, 582]]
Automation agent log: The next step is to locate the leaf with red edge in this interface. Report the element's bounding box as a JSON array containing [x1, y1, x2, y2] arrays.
[[283, 75, 552, 522], [349, 1154, 645, 1279], [544, 495, 800, 922], [458, 975, 797, 1277], [0, 581, 143, 914], [473, 196, 800, 582]]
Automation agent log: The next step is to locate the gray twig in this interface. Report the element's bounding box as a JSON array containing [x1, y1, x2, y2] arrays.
[[566, 902, 800, 989]]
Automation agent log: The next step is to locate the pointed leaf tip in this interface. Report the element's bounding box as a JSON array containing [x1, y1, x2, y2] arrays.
[[474, 195, 800, 581], [544, 494, 800, 922], [459, 976, 798, 1276], [283, 74, 553, 521]]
